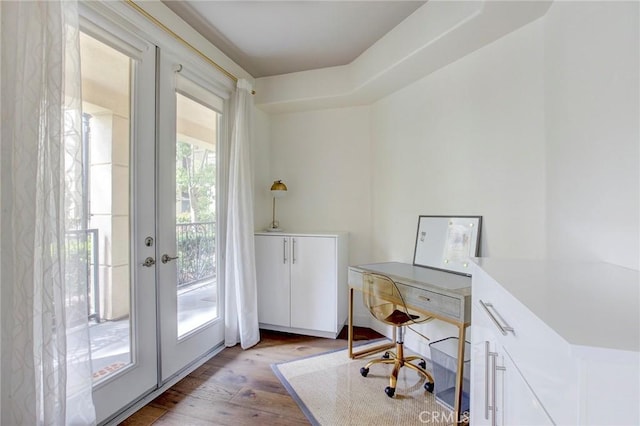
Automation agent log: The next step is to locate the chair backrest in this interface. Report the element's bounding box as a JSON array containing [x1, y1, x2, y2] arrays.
[[362, 273, 416, 326]]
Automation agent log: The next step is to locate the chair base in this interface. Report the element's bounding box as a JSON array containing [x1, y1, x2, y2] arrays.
[[360, 338, 435, 397]]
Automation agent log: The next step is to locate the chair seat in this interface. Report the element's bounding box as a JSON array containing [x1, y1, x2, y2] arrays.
[[384, 309, 419, 325]]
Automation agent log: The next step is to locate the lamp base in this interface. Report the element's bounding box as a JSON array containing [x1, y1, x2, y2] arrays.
[[265, 226, 284, 232]]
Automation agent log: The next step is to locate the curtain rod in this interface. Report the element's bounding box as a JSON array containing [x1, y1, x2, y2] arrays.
[[125, 0, 255, 94]]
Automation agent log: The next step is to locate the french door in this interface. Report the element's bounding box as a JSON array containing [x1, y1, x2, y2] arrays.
[[79, 19, 158, 423], [79, 10, 226, 423], [156, 52, 226, 381]]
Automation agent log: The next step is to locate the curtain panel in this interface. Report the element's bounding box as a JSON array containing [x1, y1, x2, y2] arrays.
[[1, 1, 96, 424], [224, 79, 260, 349]]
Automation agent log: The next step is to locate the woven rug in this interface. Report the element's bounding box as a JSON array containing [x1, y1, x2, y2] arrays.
[[272, 340, 459, 426]]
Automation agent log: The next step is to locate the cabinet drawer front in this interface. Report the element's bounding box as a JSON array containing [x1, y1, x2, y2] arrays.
[[401, 284, 461, 320]]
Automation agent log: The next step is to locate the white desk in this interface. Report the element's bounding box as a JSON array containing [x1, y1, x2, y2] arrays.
[[348, 262, 471, 424]]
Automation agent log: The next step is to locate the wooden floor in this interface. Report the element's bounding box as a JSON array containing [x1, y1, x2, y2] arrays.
[[120, 327, 383, 425]]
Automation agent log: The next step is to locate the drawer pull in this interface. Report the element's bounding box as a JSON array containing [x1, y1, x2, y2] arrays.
[[489, 350, 506, 426], [485, 341, 490, 420], [418, 295, 431, 302], [480, 300, 515, 336]]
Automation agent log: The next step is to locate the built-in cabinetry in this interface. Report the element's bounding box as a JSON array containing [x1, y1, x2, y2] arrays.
[[471, 259, 639, 426], [472, 297, 553, 425], [255, 232, 348, 338]]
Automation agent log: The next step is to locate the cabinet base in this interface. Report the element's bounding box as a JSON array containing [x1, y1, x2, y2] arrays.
[[259, 323, 340, 339]]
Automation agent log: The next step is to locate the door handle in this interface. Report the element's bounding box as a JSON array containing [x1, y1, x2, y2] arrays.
[[142, 257, 156, 267], [161, 254, 179, 264]]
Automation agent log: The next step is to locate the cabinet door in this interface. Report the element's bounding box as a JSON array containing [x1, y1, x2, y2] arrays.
[[290, 236, 337, 332], [471, 302, 498, 426], [502, 349, 554, 426], [255, 235, 291, 327]]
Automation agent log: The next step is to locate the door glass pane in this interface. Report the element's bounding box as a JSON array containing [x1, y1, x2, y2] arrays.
[[175, 92, 219, 338], [80, 32, 132, 382]]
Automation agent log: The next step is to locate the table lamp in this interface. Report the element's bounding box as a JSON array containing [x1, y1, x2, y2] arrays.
[[267, 180, 287, 231]]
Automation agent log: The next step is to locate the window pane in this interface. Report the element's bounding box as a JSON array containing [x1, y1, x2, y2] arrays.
[[175, 92, 219, 338], [80, 31, 132, 382]]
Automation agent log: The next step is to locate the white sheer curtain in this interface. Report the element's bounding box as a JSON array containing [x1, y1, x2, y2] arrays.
[[0, 1, 96, 424], [224, 79, 260, 349]]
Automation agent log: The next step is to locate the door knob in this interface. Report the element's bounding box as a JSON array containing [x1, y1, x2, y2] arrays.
[[161, 254, 179, 264], [142, 257, 156, 267]]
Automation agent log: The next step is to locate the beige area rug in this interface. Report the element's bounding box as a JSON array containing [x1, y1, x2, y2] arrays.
[[273, 340, 463, 426]]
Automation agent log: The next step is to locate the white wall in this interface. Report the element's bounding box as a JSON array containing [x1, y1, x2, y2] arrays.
[[260, 1, 639, 351], [268, 107, 373, 266], [260, 2, 640, 269], [369, 14, 547, 348], [545, 1, 639, 270], [370, 17, 547, 265], [252, 107, 272, 230]]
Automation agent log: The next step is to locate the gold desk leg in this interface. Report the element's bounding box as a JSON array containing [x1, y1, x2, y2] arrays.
[[454, 324, 468, 425], [348, 288, 354, 358]]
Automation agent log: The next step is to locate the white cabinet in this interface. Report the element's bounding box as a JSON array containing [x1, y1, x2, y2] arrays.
[[501, 350, 554, 426], [255, 232, 348, 338], [254, 235, 290, 327], [471, 258, 640, 426], [471, 297, 553, 426]]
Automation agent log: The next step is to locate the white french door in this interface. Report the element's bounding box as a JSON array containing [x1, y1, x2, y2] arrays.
[[156, 52, 226, 382], [78, 16, 158, 423], [79, 7, 227, 423]]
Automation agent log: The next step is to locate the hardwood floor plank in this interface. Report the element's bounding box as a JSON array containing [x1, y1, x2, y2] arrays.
[[120, 327, 383, 425], [119, 406, 167, 426], [227, 386, 308, 422], [150, 391, 306, 426]]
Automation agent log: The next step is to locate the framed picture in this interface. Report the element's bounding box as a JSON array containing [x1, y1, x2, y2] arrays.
[[412, 215, 482, 276]]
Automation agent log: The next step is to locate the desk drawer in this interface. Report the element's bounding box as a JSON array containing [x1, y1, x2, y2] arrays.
[[401, 285, 461, 320], [348, 268, 363, 289]]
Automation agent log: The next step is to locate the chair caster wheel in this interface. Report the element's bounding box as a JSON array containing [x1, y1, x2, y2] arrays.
[[360, 367, 369, 377], [419, 360, 427, 369], [424, 381, 434, 393], [382, 352, 390, 359], [385, 386, 395, 398]]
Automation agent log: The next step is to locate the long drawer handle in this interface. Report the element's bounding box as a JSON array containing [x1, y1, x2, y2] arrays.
[[489, 351, 497, 426], [490, 351, 506, 426], [292, 238, 296, 264], [485, 341, 490, 420], [480, 300, 515, 336], [283, 238, 287, 264]]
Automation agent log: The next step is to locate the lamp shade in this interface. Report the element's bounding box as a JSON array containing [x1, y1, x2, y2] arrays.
[[270, 180, 287, 198]]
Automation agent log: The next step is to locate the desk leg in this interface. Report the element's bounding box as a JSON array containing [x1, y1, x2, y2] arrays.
[[454, 324, 468, 425], [348, 288, 354, 358]]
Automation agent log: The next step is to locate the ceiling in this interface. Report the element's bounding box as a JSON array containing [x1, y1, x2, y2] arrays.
[[162, 1, 426, 78]]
